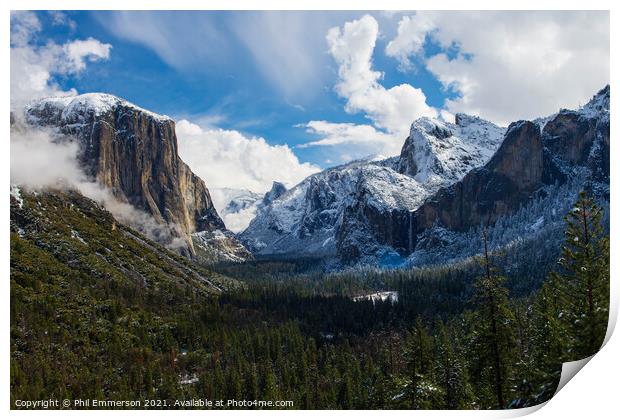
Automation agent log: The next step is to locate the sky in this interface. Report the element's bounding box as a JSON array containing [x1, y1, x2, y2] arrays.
[[10, 10, 610, 195]]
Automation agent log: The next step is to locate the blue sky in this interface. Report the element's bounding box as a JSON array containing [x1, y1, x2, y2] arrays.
[[24, 11, 454, 165], [11, 10, 609, 193]]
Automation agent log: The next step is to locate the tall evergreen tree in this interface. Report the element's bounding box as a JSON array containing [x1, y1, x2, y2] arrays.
[[550, 191, 609, 360], [469, 229, 516, 409]]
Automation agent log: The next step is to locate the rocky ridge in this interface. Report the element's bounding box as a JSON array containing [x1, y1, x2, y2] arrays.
[[21, 93, 250, 261]]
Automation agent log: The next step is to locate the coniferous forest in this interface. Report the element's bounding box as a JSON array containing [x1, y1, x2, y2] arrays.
[[9, 8, 611, 412], [10, 190, 609, 409]]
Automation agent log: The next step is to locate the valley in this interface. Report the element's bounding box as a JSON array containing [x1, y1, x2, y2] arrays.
[[10, 85, 610, 409]]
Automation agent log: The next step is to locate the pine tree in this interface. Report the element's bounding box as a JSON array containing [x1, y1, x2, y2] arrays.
[[402, 318, 436, 409], [520, 283, 564, 405], [469, 229, 516, 409], [434, 320, 473, 409], [550, 191, 609, 360]]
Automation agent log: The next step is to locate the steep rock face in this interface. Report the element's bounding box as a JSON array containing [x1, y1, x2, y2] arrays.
[[23, 94, 247, 259], [410, 121, 543, 235], [262, 181, 287, 206], [542, 85, 610, 187], [406, 85, 610, 255], [334, 115, 505, 263]]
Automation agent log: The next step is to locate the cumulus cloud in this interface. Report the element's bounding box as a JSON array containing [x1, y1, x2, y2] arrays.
[[385, 13, 435, 71], [386, 11, 610, 125], [176, 120, 320, 193], [10, 11, 112, 110], [327, 15, 436, 136], [299, 15, 436, 162]]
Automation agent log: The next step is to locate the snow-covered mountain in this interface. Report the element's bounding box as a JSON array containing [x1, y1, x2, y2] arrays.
[[398, 113, 505, 185], [240, 86, 609, 267], [402, 85, 610, 267], [210, 182, 288, 233], [239, 113, 505, 262], [19, 93, 252, 262], [210, 188, 263, 233]]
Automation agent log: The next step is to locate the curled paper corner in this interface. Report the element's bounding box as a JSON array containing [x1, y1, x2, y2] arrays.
[[552, 283, 620, 395], [554, 355, 595, 397], [552, 311, 616, 398], [505, 313, 618, 417], [499, 356, 600, 418]]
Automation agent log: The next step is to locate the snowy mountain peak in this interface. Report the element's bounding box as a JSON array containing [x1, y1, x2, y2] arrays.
[[25, 93, 172, 125], [399, 113, 505, 184], [579, 84, 610, 118], [241, 111, 507, 262], [263, 181, 287, 206]]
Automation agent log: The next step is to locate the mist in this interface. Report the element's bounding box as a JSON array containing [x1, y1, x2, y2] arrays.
[[10, 123, 187, 251]]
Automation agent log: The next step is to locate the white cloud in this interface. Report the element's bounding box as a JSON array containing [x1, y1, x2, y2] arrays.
[[103, 11, 354, 99], [63, 38, 111, 72], [48, 11, 77, 30], [230, 12, 329, 99], [10, 11, 41, 47], [10, 127, 84, 189], [299, 120, 402, 160], [209, 188, 261, 233], [326, 14, 436, 137], [10, 11, 112, 110], [176, 120, 320, 193], [298, 14, 435, 162], [102, 11, 228, 73], [386, 11, 610, 125], [385, 13, 435, 71]]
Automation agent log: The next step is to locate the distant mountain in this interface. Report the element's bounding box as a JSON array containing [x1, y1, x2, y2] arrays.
[[210, 188, 263, 233], [240, 86, 609, 267], [210, 182, 287, 234], [239, 114, 505, 263], [20, 93, 251, 262]]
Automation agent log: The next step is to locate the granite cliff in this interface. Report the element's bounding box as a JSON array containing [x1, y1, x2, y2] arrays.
[[22, 93, 249, 260]]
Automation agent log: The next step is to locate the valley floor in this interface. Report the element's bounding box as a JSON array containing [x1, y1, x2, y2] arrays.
[[10, 190, 609, 410]]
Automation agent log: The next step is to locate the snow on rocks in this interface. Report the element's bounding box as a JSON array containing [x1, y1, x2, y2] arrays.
[[10, 185, 24, 208], [24, 93, 172, 126], [399, 113, 505, 185], [240, 113, 505, 262]]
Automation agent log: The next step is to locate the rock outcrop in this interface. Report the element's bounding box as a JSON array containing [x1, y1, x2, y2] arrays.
[[262, 181, 287, 206], [404, 85, 610, 255], [23, 93, 249, 260], [240, 113, 505, 263], [409, 120, 543, 236]]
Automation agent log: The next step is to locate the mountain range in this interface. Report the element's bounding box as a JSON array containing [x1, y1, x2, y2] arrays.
[[240, 85, 609, 267], [11, 85, 610, 270]]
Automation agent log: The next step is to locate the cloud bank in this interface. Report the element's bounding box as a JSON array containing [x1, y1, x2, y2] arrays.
[[176, 120, 320, 193], [386, 11, 610, 125]]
